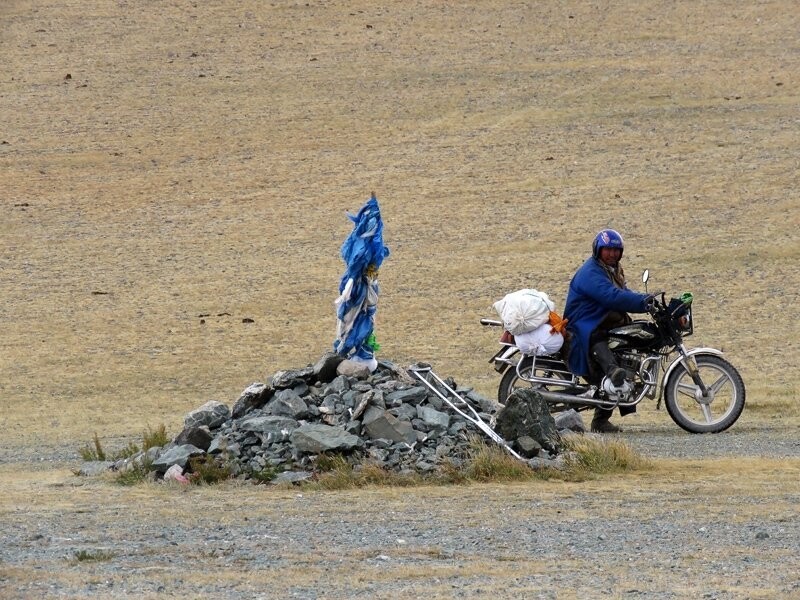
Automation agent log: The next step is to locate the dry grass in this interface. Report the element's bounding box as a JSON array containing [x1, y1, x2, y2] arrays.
[[1, 0, 799, 595], [2, 0, 798, 447], [1, 458, 798, 597]]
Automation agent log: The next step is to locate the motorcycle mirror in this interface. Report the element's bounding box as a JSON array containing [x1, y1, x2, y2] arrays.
[[642, 269, 649, 284]]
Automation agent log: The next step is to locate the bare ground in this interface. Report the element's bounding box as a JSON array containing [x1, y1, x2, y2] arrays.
[[1, 0, 799, 597]]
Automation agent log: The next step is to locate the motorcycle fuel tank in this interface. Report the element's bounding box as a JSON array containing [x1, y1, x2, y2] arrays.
[[607, 320, 659, 351]]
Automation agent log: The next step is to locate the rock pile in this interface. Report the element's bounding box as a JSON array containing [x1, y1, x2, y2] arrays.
[[112, 353, 586, 483]]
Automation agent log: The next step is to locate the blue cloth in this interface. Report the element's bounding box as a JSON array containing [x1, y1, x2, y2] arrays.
[[563, 257, 650, 377], [334, 196, 390, 359]]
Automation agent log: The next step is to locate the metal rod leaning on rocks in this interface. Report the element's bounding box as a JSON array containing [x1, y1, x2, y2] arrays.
[[408, 364, 524, 461]]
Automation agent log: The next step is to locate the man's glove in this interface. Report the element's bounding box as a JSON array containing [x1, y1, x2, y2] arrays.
[[644, 293, 659, 313]]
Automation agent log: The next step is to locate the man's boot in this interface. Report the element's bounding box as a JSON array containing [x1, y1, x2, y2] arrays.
[[590, 342, 624, 433], [590, 342, 626, 387], [591, 407, 621, 433]]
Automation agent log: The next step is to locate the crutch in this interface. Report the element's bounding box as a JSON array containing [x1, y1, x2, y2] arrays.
[[408, 364, 524, 461]]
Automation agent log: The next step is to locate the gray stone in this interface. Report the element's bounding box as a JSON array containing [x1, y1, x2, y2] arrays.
[[207, 436, 237, 456], [494, 388, 561, 454], [448, 421, 468, 435], [366, 388, 385, 408], [367, 447, 390, 463], [323, 375, 350, 395], [184, 400, 230, 430], [416, 405, 450, 429], [385, 386, 428, 406], [313, 352, 345, 383], [426, 394, 444, 411], [350, 392, 371, 420], [341, 389, 359, 407], [377, 360, 416, 383], [390, 403, 418, 422], [265, 389, 309, 419], [363, 412, 416, 445], [271, 366, 315, 389], [174, 359, 559, 478], [75, 461, 113, 477], [174, 426, 213, 451], [231, 382, 273, 419], [238, 415, 299, 444], [464, 390, 501, 414], [360, 404, 384, 425], [290, 423, 361, 453], [554, 409, 586, 433], [291, 381, 310, 397], [516, 435, 543, 458], [152, 444, 205, 473], [415, 460, 436, 472], [319, 395, 339, 414], [528, 454, 566, 471], [272, 471, 313, 485], [336, 359, 371, 379]]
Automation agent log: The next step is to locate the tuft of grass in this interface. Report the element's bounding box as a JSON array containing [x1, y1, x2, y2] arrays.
[[111, 441, 141, 461], [309, 456, 427, 490], [142, 423, 169, 450], [79, 424, 169, 464], [73, 549, 115, 562], [78, 433, 106, 462], [560, 435, 652, 480], [314, 453, 351, 472], [249, 465, 282, 484], [462, 437, 539, 483], [115, 456, 154, 486], [305, 435, 650, 489], [187, 455, 233, 485]]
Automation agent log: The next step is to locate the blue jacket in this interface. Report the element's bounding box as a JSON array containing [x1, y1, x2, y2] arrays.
[[563, 257, 650, 377]]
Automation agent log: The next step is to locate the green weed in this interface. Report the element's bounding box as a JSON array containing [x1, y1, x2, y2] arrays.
[[142, 424, 169, 450], [115, 456, 154, 486], [73, 549, 115, 562], [187, 455, 233, 485], [78, 433, 106, 462]]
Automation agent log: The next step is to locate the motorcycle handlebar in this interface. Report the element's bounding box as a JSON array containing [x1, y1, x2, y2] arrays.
[[646, 291, 667, 315]]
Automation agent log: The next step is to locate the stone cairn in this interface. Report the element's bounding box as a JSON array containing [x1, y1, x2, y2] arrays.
[[111, 353, 587, 484]]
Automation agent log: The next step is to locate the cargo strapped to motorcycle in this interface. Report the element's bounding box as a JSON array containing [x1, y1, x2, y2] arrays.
[[408, 364, 524, 461]]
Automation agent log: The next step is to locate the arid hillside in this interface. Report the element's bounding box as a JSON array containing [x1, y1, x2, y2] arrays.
[[1, 0, 798, 446]]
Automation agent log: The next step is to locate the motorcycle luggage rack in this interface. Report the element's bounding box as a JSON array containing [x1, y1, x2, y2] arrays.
[[516, 353, 579, 389], [408, 364, 524, 461]]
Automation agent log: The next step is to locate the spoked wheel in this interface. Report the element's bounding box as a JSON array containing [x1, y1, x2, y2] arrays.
[[664, 354, 745, 433], [497, 356, 582, 413]]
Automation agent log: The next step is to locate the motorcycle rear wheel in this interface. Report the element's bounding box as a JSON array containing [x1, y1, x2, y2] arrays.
[[663, 354, 745, 433], [498, 356, 582, 412]]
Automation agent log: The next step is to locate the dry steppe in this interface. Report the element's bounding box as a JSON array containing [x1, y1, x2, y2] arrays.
[[1, 1, 799, 598]]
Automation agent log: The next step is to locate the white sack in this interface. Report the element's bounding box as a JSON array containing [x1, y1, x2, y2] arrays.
[[514, 322, 564, 356], [493, 289, 555, 335]]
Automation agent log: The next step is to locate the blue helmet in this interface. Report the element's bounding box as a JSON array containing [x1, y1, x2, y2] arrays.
[[592, 229, 624, 258]]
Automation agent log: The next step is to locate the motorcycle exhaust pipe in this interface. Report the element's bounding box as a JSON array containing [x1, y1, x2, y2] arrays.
[[537, 389, 637, 410]]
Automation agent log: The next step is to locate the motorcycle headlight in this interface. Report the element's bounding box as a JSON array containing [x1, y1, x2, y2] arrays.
[[677, 309, 693, 334]]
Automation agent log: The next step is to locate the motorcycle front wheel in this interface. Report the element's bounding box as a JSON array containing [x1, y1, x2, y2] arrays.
[[663, 354, 745, 433]]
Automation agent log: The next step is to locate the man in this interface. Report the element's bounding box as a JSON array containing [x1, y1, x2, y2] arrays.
[[563, 229, 652, 433]]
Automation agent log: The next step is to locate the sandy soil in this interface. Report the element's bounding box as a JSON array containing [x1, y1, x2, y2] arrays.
[[1, 1, 799, 597]]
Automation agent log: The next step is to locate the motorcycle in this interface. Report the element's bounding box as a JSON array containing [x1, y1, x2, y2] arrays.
[[481, 270, 745, 433]]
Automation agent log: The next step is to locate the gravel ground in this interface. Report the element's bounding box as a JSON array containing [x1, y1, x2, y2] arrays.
[[2, 421, 799, 599]]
